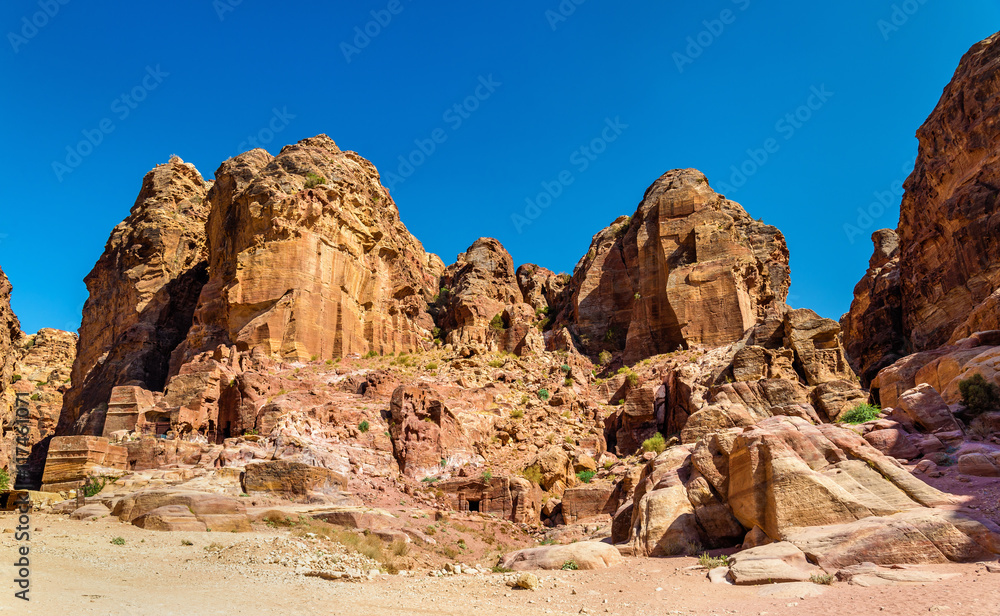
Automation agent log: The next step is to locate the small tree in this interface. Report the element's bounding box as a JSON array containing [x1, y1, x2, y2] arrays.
[[358, 420, 370, 433], [840, 403, 881, 424], [959, 374, 1000, 417], [598, 350, 612, 366]]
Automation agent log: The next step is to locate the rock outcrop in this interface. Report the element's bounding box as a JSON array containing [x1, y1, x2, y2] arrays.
[[559, 169, 790, 363], [844, 33, 1000, 376], [0, 265, 22, 476], [59, 157, 211, 436], [175, 135, 442, 366]]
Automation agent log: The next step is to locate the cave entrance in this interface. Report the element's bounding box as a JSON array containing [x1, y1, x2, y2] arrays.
[[468, 499, 481, 513]]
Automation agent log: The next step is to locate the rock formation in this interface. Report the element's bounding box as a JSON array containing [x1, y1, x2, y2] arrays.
[[59, 157, 211, 436], [175, 135, 443, 367], [0, 266, 22, 476], [844, 33, 1000, 378], [558, 169, 790, 363]]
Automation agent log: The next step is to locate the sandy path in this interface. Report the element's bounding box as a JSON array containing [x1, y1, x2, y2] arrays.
[[2, 514, 999, 616]]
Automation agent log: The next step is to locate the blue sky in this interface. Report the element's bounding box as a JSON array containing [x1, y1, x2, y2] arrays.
[[1, 1, 998, 334]]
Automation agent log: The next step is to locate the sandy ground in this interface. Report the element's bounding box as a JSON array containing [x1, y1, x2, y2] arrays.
[[1, 513, 999, 616]]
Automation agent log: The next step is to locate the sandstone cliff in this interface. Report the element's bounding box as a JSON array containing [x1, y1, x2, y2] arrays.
[[174, 135, 443, 367], [557, 169, 790, 364], [0, 265, 22, 476], [844, 33, 1000, 379], [58, 157, 210, 435]]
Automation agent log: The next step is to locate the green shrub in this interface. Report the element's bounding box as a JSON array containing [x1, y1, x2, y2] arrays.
[[511, 409, 524, 419], [522, 465, 543, 485], [488, 359, 504, 368], [425, 362, 438, 370], [0, 468, 9, 491], [536, 317, 551, 331], [82, 475, 118, 497], [561, 364, 571, 373], [489, 314, 506, 331], [491, 565, 513, 573], [482, 470, 493, 481], [537, 389, 550, 401], [810, 573, 834, 585], [598, 351, 612, 366], [304, 172, 326, 189], [698, 553, 730, 569], [959, 374, 1000, 417], [111, 537, 126, 546], [840, 403, 881, 424], [358, 420, 370, 433], [642, 433, 666, 454], [30, 393, 40, 401], [11, 374, 21, 383], [561, 560, 579, 570], [363, 350, 378, 359], [181, 539, 194, 546], [576, 470, 595, 484]]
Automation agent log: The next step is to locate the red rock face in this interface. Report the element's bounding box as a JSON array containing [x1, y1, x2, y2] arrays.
[[437, 237, 523, 347], [560, 169, 790, 363], [175, 135, 442, 366], [0, 266, 23, 474], [845, 33, 1000, 377], [59, 157, 210, 435]]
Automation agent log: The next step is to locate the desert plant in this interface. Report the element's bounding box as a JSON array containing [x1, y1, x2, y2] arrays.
[[488, 359, 504, 368], [642, 433, 666, 454], [511, 408, 524, 419], [11, 374, 21, 383], [82, 475, 118, 497], [110, 537, 126, 546], [0, 468, 9, 491], [522, 465, 543, 485], [426, 362, 438, 370], [358, 420, 370, 433], [537, 389, 550, 401], [564, 435, 575, 444], [181, 539, 193, 546], [810, 573, 834, 585], [491, 565, 513, 573], [561, 560, 579, 570], [698, 553, 730, 569], [304, 172, 326, 188], [490, 314, 506, 331], [840, 403, 881, 424], [482, 470, 493, 481], [576, 470, 595, 484], [959, 374, 1000, 417], [598, 350, 612, 366]]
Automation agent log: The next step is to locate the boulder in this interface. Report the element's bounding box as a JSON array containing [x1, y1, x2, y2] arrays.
[[69, 503, 111, 520], [111, 489, 250, 532], [727, 542, 821, 585], [895, 384, 959, 433], [957, 453, 1000, 477], [241, 460, 348, 501], [501, 541, 624, 571], [133, 505, 208, 532]]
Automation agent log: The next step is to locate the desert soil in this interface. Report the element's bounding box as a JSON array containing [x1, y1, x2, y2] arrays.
[[1, 513, 998, 616]]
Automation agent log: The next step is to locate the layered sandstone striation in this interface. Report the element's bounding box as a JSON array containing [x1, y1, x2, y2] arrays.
[[844, 33, 1000, 378], [0, 266, 22, 476], [60, 157, 211, 435], [558, 169, 790, 363], [175, 135, 443, 366]]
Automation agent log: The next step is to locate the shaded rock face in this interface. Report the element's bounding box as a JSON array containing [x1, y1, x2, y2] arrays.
[[176, 135, 442, 367], [844, 33, 1000, 376], [0, 266, 22, 475], [437, 238, 523, 348], [436, 476, 542, 524], [60, 157, 211, 436], [840, 230, 905, 386], [560, 169, 790, 363], [9, 329, 77, 488]]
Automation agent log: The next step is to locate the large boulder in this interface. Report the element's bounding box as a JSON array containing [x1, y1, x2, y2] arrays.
[[501, 541, 624, 571], [727, 542, 822, 585], [241, 460, 348, 502], [111, 489, 250, 532], [894, 383, 959, 433]]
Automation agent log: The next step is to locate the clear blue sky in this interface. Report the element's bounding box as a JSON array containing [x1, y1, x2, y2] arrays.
[[2, 1, 998, 334]]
